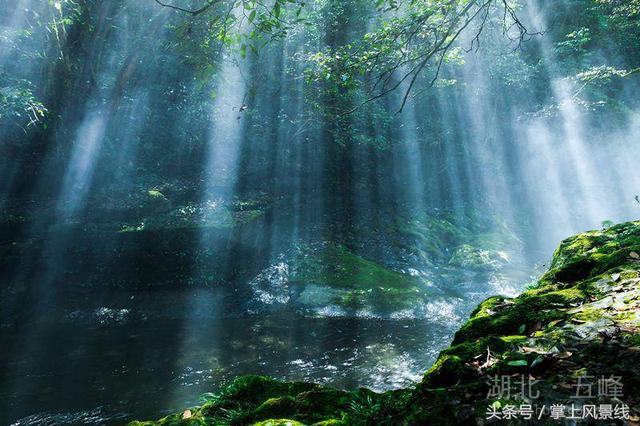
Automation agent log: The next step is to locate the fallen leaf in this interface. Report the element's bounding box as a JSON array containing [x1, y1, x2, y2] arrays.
[[612, 273, 621, 281], [630, 252, 640, 259], [182, 410, 192, 419]]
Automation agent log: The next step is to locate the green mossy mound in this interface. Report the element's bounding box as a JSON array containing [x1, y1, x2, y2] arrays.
[[288, 243, 430, 314], [394, 212, 521, 269], [130, 376, 353, 425], [253, 420, 306, 426], [291, 244, 422, 292], [134, 221, 640, 425], [249, 242, 437, 317]]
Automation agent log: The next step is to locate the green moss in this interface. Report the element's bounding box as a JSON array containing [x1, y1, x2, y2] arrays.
[[147, 189, 167, 200], [253, 419, 304, 426], [249, 389, 350, 423], [394, 212, 521, 270], [253, 396, 301, 419], [468, 296, 505, 318], [624, 333, 640, 347], [572, 306, 605, 322], [200, 376, 317, 413], [291, 244, 421, 292], [423, 336, 513, 387], [288, 243, 431, 313], [423, 221, 640, 395], [252, 420, 305, 426], [548, 221, 640, 279], [615, 311, 636, 321], [452, 295, 567, 344], [311, 420, 346, 426], [396, 217, 461, 261], [128, 413, 206, 426], [621, 270, 640, 280], [500, 335, 528, 344], [181, 376, 351, 425], [120, 193, 273, 234], [448, 244, 495, 269]]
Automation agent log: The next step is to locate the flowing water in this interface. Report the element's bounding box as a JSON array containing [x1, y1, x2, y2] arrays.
[[1, 268, 529, 425]]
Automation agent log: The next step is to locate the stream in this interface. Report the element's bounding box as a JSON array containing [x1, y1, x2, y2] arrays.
[[1, 268, 528, 425]]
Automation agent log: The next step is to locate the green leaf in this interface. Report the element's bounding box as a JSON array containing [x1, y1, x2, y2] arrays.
[[530, 355, 544, 369], [518, 324, 526, 334], [507, 360, 528, 367]]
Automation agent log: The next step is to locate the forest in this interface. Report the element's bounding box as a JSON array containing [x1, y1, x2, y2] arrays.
[[1, 0, 639, 424]]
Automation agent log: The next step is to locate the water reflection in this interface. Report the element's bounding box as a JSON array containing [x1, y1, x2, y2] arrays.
[[0, 266, 528, 425]]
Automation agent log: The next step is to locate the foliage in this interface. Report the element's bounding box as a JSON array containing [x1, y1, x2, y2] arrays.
[[162, 0, 531, 114], [304, 0, 528, 113], [0, 76, 47, 128], [0, 0, 81, 131], [543, 0, 640, 110], [165, 0, 307, 77], [5, 0, 639, 145], [159, 0, 640, 142]]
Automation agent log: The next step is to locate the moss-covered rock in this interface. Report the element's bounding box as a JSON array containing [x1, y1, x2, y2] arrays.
[[121, 192, 271, 233], [133, 220, 640, 425], [141, 376, 350, 425], [447, 244, 510, 270], [393, 212, 522, 271], [414, 220, 640, 422], [249, 242, 436, 318], [252, 420, 306, 426]]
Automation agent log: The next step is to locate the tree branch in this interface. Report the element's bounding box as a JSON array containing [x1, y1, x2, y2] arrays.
[[154, 0, 218, 16]]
